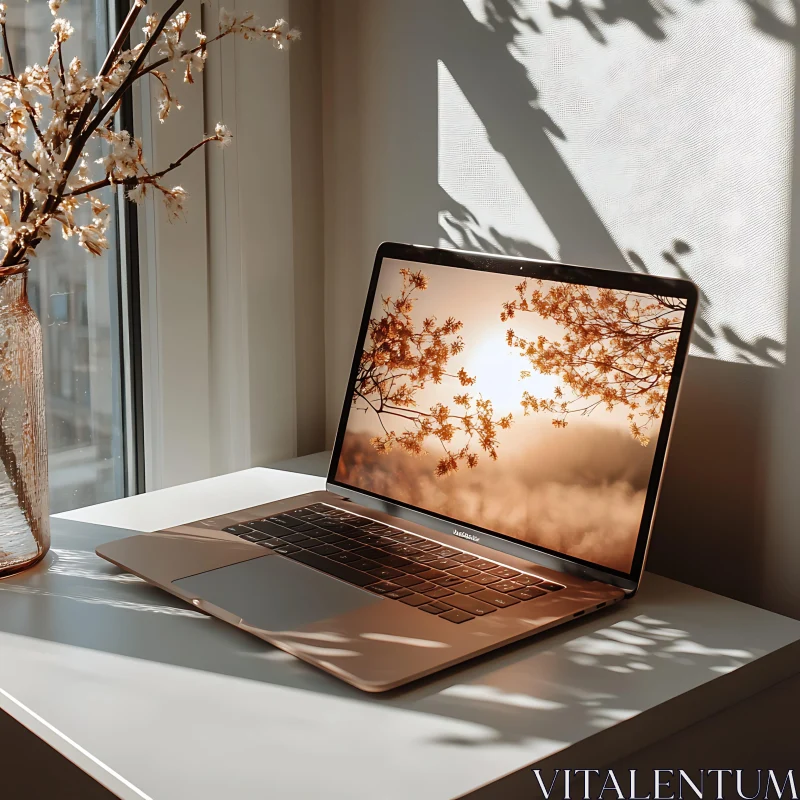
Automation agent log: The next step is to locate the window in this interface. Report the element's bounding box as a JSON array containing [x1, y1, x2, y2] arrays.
[[7, 0, 139, 511]]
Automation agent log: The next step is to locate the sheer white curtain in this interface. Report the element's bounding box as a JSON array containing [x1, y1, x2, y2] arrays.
[[136, 0, 325, 489]]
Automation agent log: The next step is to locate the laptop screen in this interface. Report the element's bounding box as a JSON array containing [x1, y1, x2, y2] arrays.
[[330, 248, 694, 579]]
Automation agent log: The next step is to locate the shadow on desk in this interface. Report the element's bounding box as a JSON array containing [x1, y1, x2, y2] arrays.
[[1, 517, 799, 798]]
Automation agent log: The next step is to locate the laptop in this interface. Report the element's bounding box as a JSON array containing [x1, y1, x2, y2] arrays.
[[97, 242, 697, 692]]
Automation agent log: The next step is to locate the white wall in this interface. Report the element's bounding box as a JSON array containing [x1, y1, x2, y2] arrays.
[[321, 0, 800, 618]]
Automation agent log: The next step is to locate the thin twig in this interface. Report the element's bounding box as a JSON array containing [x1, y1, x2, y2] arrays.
[[0, 142, 41, 175], [137, 31, 224, 78], [1, 21, 15, 78], [64, 134, 219, 198]]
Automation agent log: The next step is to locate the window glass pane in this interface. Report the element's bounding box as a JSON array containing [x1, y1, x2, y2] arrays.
[[6, 2, 128, 512]]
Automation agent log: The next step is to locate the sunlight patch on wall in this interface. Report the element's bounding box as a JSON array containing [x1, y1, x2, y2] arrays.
[[438, 60, 560, 262], [441, 0, 794, 367]]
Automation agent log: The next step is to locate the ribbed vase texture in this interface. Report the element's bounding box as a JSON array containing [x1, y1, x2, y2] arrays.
[[0, 272, 49, 577]]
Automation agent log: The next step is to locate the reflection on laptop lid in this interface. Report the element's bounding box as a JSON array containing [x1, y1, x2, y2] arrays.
[[328, 244, 697, 592]]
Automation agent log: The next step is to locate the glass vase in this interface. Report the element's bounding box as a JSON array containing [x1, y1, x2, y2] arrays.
[[0, 269, 49, 577]]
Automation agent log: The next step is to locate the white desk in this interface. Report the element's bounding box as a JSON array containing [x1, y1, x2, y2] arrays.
[[1, 458, 799, 800]]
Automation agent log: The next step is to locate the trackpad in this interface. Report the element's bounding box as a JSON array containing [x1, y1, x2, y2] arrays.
[[173, 555, 382, 631]]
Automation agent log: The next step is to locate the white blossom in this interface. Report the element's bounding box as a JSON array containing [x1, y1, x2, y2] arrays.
[[96, 130, 142, 181], [219, 8, 237, 35], [160, 185, 187, 221], [214, 122, 232, 148], [181, 34, 207, 83], [51, 18, 74, 43], [78, 221, 109, 256], [143, 14, 159, 37], [0, 2, 298, 272], [127, 183, 149, 204]]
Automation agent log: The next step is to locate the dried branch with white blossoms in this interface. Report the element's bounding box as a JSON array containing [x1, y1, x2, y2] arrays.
[[0, 0, 299, 275]]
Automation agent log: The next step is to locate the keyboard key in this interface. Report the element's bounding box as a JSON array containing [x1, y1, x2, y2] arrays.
[[386, 588, 413, 600], [513, 574, 543, 587], [274, 544, 302, 555], [399, 593, 429, 607], [352, 547, 385, 560], [363, 523, 391, 533], [369, 567, 404, 580], [384, 544, 422, 557], [432, 576, 464, 588], [441, 610, 474, 624], [488, 566, 520, 579], [444, 594, 497, 616], [280, 532, 311, 544], [471, 573, 501, 586], [448, 565, 480, 579], [492, 580, 524, 593], [341, 528, 371, 539], [327, 525, 356, 535], [359, 535, 385, 546], [375, 555, 414, 570], [469, 560, 496, 571], [451, 581, 483, 595], [422, 586, 455, 599], [310, 544, 343, 557], [412, 581, 438, 593], [318, 533, 347, 544], [450, 553, 477, 563], [473, 588, 521, 608], [401, 562, 431, 575], [248, 520, 293, 537], [409, 553, 439, 564], [330, 551, 362, 564], [327, 538, 359, 551], [413, 541, 442, 552], [391, 533, 423, 544], [257, 539, 287, 549], [318, 519, 349, 529], [347, 518, 374, 527], [393, 574, 424, 588], [509, 587, 547, 601], [539, 581, 564, 592], [240, 532, 270, 543], [427, 558, 458, 570], [429, 547, 460, 558], [224, 524, 255, 536], [267, 515, 298, 527], [419, 601, 452, 614], [416, 569, 446, 581], [288, 524, 325, 538], [349, 558, 382, 572], [307, 503, 331, 512], [366, 581, 400, 594]]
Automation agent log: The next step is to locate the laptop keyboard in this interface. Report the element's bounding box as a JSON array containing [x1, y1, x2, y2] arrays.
[[224, 503, 563, 624]]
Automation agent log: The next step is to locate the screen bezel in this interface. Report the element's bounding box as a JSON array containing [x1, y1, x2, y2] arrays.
[[327, 242, 698, 593]]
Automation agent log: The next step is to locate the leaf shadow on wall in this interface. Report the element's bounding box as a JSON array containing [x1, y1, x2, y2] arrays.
[[432, 0, 796, 606]]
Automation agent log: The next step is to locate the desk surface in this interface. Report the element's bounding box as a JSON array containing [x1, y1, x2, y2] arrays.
[[1, 461, 799, 800]]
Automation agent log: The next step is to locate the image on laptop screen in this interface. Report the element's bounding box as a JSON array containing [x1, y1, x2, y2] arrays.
[[334, 257, 688, 575]]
